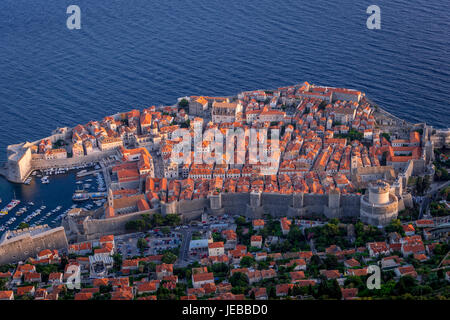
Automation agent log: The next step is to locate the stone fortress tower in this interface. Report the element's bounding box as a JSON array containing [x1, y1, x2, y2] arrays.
[[360, 180, 398, 226], [324, 187, 341, 218], [209, 193, 222, 211], [246, 191, 264, 219]]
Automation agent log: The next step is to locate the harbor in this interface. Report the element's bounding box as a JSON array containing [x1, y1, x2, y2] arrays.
[[0, 162, 108, 237]]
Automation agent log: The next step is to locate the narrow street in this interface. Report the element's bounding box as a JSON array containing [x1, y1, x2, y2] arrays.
[[150, 150, 164, 178]]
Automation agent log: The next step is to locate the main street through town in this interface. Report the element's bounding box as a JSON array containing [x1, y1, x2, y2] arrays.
[[418, 180, 450, 220]]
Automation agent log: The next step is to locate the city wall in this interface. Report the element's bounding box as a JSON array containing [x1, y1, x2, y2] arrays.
[[81, 208, 159, 241], [68, 187, 400, 240], [159, 192, 362, 223], [0, 227, 68, 265], [30, 149, 117, 171], [4, 128, 118, 183]]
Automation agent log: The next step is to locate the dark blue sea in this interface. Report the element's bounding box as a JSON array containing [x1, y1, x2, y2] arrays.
[[0, 0, 449, 232]]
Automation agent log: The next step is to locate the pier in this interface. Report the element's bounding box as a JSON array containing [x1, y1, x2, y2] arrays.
[[86, 192, 107, 199], [75, 161, 112, 190], [72, 192, 107, 201], [76, 169, 103, 178]]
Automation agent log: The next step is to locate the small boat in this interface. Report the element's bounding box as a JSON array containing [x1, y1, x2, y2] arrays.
[[90, 192, 107, 200], [1, 199, 21, 213], [16, 207, 27, 216], [72, 193, 90, 202]]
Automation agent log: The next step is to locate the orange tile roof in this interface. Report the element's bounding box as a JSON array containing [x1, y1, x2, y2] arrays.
[[192, 272, 214, 283]]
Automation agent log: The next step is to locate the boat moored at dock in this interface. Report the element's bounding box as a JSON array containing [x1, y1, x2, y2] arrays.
[[72, 193, 90, 202]]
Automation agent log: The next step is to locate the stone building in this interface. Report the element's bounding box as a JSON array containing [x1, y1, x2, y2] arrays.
[[430, 128, 450, 149], [6, 143, 32, 183], [0, 226, 68, 265], [211, 101, 242, 123], [189, 96, 209, 116], [360, 180, 398, 226]]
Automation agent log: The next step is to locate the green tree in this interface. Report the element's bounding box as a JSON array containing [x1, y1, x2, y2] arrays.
[[0, 264, 15, 273], [17, 222, 29, 230], [125, 219, 148, 232], [330, 279, 342, 299], [257, 260, 270, 270], [287, 225, 305, 251], [336, 129, 363, 142], [210, 263, 229, 280], [36, 264, 59, 282], [165, 214, 181, 226], [162, 252, 177, 264], [99, 284, 113, 294], [393, 275, 418, 295], [0, 279, 7, 291], [93, 292, 111, 300], [212, 232, 225, 243], [152, 213, 165, 226], [344, 276, 365, 291], [240, 256, 255, 268], [210, 262, 229, 274], [137, 238, 149, 253], [385, 219, 403, 234], [230, 272, 249, 288], [434, 243, 449, 256], [178, 98, 189, 109], [235, 216, 247, 226], [317, 279, 342, 299], [412, 285, 432, 296], [381, 151, 389, 166], [379, 280, 396, 297], [324, 254, 339, 270], [268, 286, 276, 299], [112, 253, 123, 272]]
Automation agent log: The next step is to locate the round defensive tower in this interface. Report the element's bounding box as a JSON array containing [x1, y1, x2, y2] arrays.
[[368, 180, 390, 205], [360, 180, 398, 226]]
